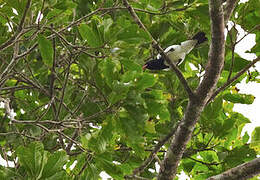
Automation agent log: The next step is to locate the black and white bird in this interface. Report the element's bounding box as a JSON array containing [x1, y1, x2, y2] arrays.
[[142, 32, 207, 70]]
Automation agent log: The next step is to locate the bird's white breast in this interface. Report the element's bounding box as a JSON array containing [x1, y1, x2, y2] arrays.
[[166, 40, 197, 64], [156, 39, 198, 65]]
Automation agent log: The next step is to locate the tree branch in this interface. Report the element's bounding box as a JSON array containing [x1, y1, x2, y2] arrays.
[[207, 56, 259, 104], [122, 0, 195, 100], [224, 0, 239, 24], [0, 0, 31, 51], [158, 0, 225, 178], [207, 157, 260, 180], [132, 122, 179, 175]]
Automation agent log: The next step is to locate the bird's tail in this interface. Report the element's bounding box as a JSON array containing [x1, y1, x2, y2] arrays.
[[192, 32, 207, 46]]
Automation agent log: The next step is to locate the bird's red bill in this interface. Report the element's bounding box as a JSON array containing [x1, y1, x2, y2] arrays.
[[142, 64, 147, 70]]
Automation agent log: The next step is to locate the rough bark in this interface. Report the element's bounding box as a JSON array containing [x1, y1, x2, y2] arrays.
[[207, 158, 260, 180], [157, 0, 225, 179]]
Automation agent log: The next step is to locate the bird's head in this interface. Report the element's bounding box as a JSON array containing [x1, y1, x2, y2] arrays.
[[142, 58, 169, 70]]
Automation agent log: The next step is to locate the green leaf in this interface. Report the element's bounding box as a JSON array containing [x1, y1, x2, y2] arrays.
[[207, 96, 223, 118], [95, 153, 123, 179], [99, 59, 118, 88], [250, 127, 260, 152], [103, 18, 113, 41], [100, 118, 114, 143], [145, 99, 170, 122], [199, 151, 219, 163], [54, 0, 76, 10], [223, 93, 255, 104], [219, 118, 236, 137], [230, 112, 251, 125], [71, 154, 86, 175], [16, 142, 46, 178], [41, 151, 68, 179], [0, 167, 24, 179], [117, 24, 150, 44], [38, 35, 53, 67], [78, 54, 96, 73], [150, 19, 171, 40], [135, 73, 157, 90], [103, 18, 113, 33], [80, 163, 99, 180], [4, 0, 27, 14], [80, 101, 101, 116], [109, 80, 131, 104], [225, 145, 256, 168], [181, 159, 196, 173], [224, 53, 251, 72], [79, 23, 102, 47], [145, 120, 156, 133], [121, 59, 142, 73], [242, 132, 250, 144]]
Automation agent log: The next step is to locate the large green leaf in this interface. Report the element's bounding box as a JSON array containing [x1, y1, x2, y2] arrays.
[[0, 167, 23, 180], [250, 127, 260, 152], [41, 151, 68, 179], [121, 59, 142, 73], [224, 53, 251, 72], [98, 58, 119, 88], [135, 73, 157, 90], [16, 142, 46, 178], [223, 93, 255, 104], [95, 153, 123, 179], [80, 163, 99, 180], [79, 22, 103, 47], [38, 35, 54, 67]]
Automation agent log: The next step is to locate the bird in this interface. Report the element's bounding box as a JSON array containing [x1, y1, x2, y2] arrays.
[[142, 32, 207, 70]]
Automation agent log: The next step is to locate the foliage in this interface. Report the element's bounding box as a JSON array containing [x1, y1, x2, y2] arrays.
[[0, 0, 259, 179]]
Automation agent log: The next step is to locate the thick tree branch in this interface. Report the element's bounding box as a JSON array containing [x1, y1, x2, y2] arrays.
[[224, 0, 239, 24], [122, 0, 195, 100], [158, 0, 225, 179], [207, 157, 260, 180]]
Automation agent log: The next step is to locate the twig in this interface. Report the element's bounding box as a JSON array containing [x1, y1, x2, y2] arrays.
[[224, 0, 239, 24], [207, 57, 260, 104], [34, 123, 87, 152], [1, 147, 9, 167], [188, 156, 221, 166], [227, 25, 237, 80], [0, 42, 20, 88], [17, 0, 32, 32], [37, 0, 45, 25], [0, 85, 33, 92], [235, 24, 260, 45], [154, 154, 163, 168], [0, 132, 41, 140], [132, 122, 179, 175], [65, 128, 80, 153], [124, 175, 151, 180], [50, 24, 57, 117], [0, 0, 31, 51]]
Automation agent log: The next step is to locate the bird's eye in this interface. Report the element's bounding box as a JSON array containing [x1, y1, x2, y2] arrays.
[[169, 48, 175, 52]]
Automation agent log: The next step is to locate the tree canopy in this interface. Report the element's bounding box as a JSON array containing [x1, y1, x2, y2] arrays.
[[0, 0, 259, 179]]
